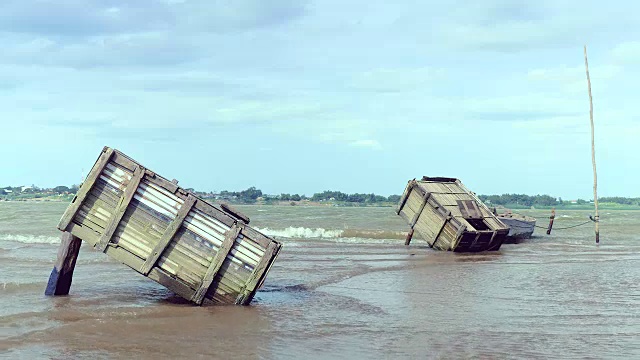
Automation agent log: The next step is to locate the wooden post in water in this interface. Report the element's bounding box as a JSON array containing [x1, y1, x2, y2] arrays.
[[584, 45, 600, 244], [405, 228, 414, 246], [546, 208, 555, 235], [45, 231, 82, 296]]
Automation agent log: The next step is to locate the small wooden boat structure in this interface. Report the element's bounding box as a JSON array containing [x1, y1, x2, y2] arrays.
[[397, 177, 510, 252], [495, 210, 536, 243], [51, 146, 282, 305]]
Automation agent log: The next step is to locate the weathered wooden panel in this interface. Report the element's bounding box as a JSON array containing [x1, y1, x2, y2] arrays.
[[397, 177, 509, 252], [57, 146, 282, 305]]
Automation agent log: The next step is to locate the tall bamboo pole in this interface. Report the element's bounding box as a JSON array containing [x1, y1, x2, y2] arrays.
[[584, 45, 599, 243]]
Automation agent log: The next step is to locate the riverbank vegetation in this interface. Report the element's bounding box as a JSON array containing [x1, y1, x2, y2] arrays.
[[2, 185, 638, 209]]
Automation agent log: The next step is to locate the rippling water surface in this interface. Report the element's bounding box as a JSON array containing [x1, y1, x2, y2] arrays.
[[1, 202, 639, 359]]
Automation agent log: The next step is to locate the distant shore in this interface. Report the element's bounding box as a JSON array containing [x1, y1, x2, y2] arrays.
[[1, 196, 638, 210]]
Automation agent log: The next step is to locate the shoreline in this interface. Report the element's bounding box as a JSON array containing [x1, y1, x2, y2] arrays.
[[1, 197, 639, 210]]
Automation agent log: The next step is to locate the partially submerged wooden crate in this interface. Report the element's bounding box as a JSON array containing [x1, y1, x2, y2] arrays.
[[57, 146, 282, 305], [397, 177, 509, 252]]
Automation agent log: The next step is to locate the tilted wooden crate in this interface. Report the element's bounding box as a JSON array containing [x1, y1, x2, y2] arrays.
[[57, 146, 282, 305], [397, 177, 509, 252]]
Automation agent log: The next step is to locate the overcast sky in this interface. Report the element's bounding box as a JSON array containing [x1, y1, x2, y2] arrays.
[[1, 0, 638, 198]]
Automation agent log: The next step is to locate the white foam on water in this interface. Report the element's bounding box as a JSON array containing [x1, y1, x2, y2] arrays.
[[0, 234, 60, 245], [255, 226, 344, 239]]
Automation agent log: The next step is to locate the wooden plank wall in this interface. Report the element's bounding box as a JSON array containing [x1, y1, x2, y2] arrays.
[[397, 178, 511, 252]]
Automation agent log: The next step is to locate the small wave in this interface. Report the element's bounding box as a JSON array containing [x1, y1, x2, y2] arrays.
[[1, 281, 44, 295], [341, 229, 406, 240], [255, 227, 407, 240], [0, 234, 60, 245], [256, 226, 344, 239]]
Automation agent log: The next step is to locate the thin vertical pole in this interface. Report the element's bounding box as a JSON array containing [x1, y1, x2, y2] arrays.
[[584, 45, 599, 243]]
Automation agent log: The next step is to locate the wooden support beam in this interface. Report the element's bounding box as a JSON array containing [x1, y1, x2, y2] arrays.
[[140, 194, 197, 275], [451, 223, 467, 250], [431, 212, 452, 249], [191, 224, 242, 305], [220, 203, 250, 224], [396, 180, 415, 214], [58, 147, 114, 231], [486, 230, 500, 251], [404, 228, 415, 246], [235, 241, 280, 305], [95, 165, 145, 252], [410, 192, 431, 228], [45, 232, 82, 296]]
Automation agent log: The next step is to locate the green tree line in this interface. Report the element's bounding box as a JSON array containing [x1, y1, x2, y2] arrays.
[[478, 194, 559, 207], [478, 194, 640, 207], [3, 184, 639, 207]]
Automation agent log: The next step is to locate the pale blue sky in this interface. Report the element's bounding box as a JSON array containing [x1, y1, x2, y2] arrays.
[[1, 1, 638, 198]]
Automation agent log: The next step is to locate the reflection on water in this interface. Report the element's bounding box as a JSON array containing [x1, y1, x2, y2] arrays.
[[1, 203, 639, 358]]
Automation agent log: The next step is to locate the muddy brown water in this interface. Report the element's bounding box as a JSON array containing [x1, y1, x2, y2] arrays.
[[1, 202, 639, 358]]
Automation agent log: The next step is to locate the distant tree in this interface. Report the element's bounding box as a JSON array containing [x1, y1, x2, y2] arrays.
[[239, 187, 262, 203], [347, 193, 367, 203], [387, 194, 401, 203], [53, 185, 71, 194], [600, 196, 635, 205], [312, 191, 349, 202], [291, 194, 301, 201]]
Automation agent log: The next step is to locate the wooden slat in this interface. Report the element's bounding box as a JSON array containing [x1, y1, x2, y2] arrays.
[[95, 165, 145, 252], [103, 244, 196, 301], [410, 192, 431, 228], [191, 224, 241, 305], [457, 199, 483, 219], [58, 147, 114, 231], [140, 194, 197, 275], [66, 222, 101, 246], [451, 222, 467, 249], [235, 241, 281, 305]]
